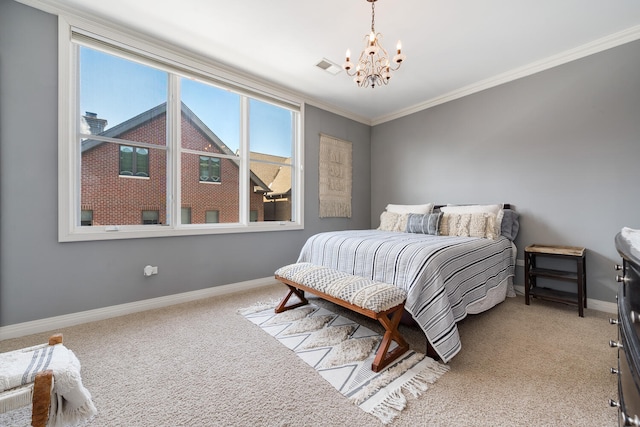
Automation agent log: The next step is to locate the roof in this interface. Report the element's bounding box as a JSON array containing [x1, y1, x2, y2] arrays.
[[250, 152, 292, 197]]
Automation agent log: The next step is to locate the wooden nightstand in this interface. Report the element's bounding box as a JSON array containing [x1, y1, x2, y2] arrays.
[[524, 244, 587, 317]]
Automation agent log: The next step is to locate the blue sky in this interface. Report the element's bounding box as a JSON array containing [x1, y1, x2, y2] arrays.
[[79, 47, 293, 157]]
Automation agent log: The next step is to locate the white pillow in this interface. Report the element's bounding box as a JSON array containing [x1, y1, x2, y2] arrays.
[[385, 203, 434, 215], [440, 204, 502, 215]]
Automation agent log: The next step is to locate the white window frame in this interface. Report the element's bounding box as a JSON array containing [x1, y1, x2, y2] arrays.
[[58, 16, 304, 242]]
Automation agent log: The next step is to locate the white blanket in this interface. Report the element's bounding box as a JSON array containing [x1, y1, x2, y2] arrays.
[[0, 343, 97, 426]]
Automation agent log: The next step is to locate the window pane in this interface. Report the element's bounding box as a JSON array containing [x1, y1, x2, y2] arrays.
[[181, 207, 191, 224], [80, 210, 93, 226], [142, 210, 159, 224], [81, 142, 167, 226], [249, 99, 293, 158], [136, 148, 149, 177], [119, 146, 133, 175], [79, 46, 167, 143], [181, 78, 240, 154], [251, 161, 293, 222], [205, 210, 219, 223], [181, 152, 239, 224]]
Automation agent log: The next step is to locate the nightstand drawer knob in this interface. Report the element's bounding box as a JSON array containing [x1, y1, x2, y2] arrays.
[[615, 264, 623, 271], [611, 367, 619, 374], [623, 413, 640, 426], [610, 318, 620, 325], [610, 340, 624, 349], [617, 275, 627, 283]]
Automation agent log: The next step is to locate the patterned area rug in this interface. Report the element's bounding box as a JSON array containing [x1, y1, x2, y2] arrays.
[[239, 302, 449, 424]]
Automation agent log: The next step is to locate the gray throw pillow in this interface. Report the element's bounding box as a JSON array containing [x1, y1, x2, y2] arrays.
[[406, 212, 442, 235]]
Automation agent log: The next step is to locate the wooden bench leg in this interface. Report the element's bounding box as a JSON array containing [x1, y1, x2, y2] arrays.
[[372, 305, 410, 372], [275, 285, 309, 313], [32, 370, 53, 427]]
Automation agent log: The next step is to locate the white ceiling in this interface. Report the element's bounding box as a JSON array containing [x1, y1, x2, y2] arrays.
[[38, 0, 640, 124]]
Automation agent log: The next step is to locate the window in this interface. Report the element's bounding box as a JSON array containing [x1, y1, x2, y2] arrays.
[[199, 156, 220, 183], [205, 210, 219, 224], [81, 210, 93, 226], [59, 20, 303, 241], [181, 207, 191, 224], [142, 210, 159, 225], [120, 146, 149, 177]]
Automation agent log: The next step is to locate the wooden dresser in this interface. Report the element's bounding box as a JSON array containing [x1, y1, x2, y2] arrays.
[[610, 232, 640, 425]]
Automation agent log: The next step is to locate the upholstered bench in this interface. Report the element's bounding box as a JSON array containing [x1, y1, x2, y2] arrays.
[[274, 262, 409, 372]]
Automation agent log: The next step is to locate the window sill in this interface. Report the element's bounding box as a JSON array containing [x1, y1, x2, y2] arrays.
[[59, 221, 303, 242]]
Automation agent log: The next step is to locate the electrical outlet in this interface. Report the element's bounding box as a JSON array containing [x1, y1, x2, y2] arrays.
[[143, 265, 158, 276]]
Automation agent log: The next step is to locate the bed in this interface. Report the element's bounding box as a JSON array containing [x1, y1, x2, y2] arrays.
[[296, 203, 519, 363]]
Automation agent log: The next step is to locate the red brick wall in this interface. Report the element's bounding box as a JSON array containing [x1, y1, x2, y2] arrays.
[[81, 112, 264, 225]]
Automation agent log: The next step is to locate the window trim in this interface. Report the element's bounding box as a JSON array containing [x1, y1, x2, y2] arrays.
[[58, 15, 304, 242]]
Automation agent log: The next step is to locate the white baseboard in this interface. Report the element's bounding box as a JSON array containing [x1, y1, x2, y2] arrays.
[[0, 277, 277, 341], [2, 280, 616, 341], [513, 285, 617, 314]]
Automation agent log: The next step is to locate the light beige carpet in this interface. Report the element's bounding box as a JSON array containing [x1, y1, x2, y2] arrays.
[[0, 283, 617, 426]]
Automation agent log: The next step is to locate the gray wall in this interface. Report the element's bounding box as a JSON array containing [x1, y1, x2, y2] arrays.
[[371, 40, 640, 303], [0, 1, 371, 326]]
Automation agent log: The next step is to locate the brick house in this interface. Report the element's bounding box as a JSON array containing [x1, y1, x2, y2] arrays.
[[80, 102, 274, 226]]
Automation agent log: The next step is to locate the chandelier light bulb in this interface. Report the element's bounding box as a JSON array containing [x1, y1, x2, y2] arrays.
[[396, 41, 402, 53]]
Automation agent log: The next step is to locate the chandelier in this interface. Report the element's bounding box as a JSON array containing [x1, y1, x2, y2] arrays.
[[342, 0, 406, 88]]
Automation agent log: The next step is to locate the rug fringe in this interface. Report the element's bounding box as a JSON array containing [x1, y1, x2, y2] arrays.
[[369, 389, 407, 424], [357, 355, 450, 424], [237, 300, 279, 315]]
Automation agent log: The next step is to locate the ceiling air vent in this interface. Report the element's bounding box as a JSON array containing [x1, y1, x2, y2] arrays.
[[316, 58, 342, 75]]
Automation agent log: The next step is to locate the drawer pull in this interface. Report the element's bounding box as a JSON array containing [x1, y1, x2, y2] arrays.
[[617, 275, 626, 283], [610, 401, 640, 426], [611, 367, 619, 374], [623, 413, 640, 426], [610, 318, 620, 325], [610, 340, 623, 349], [615, 264, 623, 271]]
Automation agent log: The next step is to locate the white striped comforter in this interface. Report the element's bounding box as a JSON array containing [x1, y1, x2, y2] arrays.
[[297, 230, 515, 362]]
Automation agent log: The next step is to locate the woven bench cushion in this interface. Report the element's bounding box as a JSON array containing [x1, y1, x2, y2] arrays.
[[275, 263, 407, 313]]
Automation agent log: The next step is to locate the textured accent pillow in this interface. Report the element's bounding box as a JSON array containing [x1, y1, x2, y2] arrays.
[[385, 203, 434, 215], [469, 213, 488, 238], [406, 212, 442, 235], [395, 214, 409, 232], [378, 211, 400, 231], [377, 212, 409, 232], [455, 214, 472, 236], [438, 213, 457, 236], [485, 213, 499, 240], [441, 212, 499, 239], [441, 204, 503, 237]]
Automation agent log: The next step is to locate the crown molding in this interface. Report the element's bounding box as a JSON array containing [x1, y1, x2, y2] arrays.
[[371, 24, 640, 126]]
